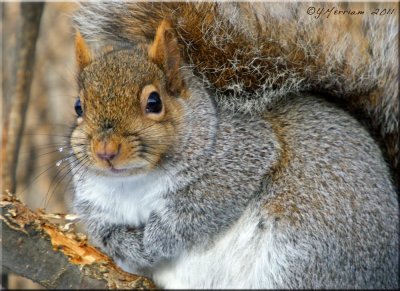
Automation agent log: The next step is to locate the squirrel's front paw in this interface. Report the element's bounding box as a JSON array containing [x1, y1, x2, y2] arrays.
[[101, 225, 156, 268]]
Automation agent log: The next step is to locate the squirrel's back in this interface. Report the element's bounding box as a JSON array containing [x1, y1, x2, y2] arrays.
[[264, 96, 398, 287], [73, 1, 399, 183]]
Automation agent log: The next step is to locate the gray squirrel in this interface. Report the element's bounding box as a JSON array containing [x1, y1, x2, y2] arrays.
[[70, 3, 399, 289]]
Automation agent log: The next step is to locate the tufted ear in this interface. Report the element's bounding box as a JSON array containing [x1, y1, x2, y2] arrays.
[[75, 31, 91, 73], [149, 20, 185, 96]]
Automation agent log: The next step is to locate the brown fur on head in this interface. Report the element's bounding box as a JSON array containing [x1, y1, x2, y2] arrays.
[[71, 23, 186, 176]]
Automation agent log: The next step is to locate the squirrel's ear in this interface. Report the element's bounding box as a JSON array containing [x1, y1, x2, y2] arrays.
[[75, 31, 91, 72], [149, 20, 185, 96]]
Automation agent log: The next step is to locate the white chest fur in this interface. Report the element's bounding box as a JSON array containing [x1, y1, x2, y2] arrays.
[[73, 171, 172, 226]]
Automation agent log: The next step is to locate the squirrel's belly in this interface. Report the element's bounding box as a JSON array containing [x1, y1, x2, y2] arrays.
[[151, 203, 283, 289]]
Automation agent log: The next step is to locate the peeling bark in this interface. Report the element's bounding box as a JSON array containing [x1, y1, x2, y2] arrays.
[[1, 193, 157, 289]]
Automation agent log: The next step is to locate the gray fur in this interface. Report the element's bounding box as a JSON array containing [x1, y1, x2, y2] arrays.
[[73, 73, 398, 288]]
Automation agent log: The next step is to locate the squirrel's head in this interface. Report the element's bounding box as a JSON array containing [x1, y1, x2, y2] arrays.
[[71, 20, 189, 176]]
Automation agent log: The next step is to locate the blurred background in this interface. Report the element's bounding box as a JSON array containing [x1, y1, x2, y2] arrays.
[[2, 2, 79, 288]]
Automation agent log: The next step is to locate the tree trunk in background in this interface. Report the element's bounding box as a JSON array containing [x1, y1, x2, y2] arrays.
[[2, 3, 44, 194]]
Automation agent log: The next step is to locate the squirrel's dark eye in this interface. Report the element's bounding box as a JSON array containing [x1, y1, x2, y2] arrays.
[[146, 92, 163, 114], [75, 97, 83, 117]]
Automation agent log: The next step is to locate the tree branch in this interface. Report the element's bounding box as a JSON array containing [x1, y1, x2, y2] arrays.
[[1, 193, 157, 289]]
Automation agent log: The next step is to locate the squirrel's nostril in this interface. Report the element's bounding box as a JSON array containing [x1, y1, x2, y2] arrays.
[[95, 141, 121, 161], [96, 151, 117, 161]]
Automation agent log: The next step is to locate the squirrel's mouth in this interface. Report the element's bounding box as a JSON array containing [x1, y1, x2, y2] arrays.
[[105, 160, 126, 174], [108, 166, 128, 174], [91, 160, 150, 176], [87, 148, 155, 176], [92, 166, 147, 177]]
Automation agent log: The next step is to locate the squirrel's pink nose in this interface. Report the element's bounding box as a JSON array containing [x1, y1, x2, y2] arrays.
[[96, 151, 117, 161], [94, 140, 121, 161]]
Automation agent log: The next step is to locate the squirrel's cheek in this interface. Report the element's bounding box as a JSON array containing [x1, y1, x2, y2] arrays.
[[70, 126, 88, 161]]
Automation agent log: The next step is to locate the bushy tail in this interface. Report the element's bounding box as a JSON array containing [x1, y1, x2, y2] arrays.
[[73, 2, 399, 183]]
